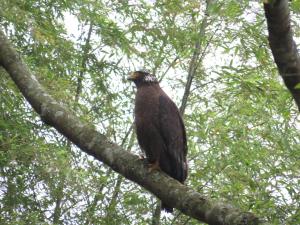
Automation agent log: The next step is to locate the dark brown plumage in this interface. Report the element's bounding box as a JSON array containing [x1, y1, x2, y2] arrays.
[[128, 70, 188, 213]]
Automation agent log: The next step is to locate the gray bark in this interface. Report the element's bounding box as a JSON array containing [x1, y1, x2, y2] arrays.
[[264, 0, 300, 110]]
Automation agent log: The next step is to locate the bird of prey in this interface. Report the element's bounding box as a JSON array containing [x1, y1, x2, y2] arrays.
[[128, 70, 188, 212]]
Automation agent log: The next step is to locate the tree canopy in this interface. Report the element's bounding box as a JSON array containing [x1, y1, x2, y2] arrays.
[[0, 0, 299, 224]]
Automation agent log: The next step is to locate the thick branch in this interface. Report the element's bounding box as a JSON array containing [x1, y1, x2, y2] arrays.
[[0, 30, 260, 225], [264, 0, 300, 110]]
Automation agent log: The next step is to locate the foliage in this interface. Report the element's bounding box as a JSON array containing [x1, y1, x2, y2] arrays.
[[0, 0, 299, 224]]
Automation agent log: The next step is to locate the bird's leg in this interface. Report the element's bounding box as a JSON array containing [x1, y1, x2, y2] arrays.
[[136, 154, 148, 165], [148, 160, 160, 172]]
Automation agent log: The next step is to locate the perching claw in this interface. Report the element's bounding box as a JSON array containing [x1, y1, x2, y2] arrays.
[[148, 160, 161, 172]]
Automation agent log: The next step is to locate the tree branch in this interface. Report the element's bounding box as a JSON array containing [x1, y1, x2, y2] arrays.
[[151, 201, 161, 225], [264, 0, 300, 111], [0, 30, 260, 225], [75, 21, 93, 104], [180, 0, 211, 115]]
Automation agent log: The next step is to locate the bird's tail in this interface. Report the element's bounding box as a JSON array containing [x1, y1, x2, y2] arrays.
[[161, 202, 173, 213]]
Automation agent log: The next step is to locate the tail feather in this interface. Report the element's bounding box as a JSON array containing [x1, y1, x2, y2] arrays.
[[159, 151, 187, 183], [161, 202, 173, 213]]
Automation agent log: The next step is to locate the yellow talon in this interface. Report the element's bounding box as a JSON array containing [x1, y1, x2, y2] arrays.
[[148, 160, 161, 172]]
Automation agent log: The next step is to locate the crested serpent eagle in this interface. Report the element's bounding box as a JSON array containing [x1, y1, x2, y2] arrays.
[[128, 70, 188, 213]]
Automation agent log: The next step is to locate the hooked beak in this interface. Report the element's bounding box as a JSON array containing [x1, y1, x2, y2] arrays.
[[127, 72, 137, 81]]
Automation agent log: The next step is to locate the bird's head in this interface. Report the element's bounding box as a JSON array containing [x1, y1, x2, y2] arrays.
[[127, 70, 158, 86]]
